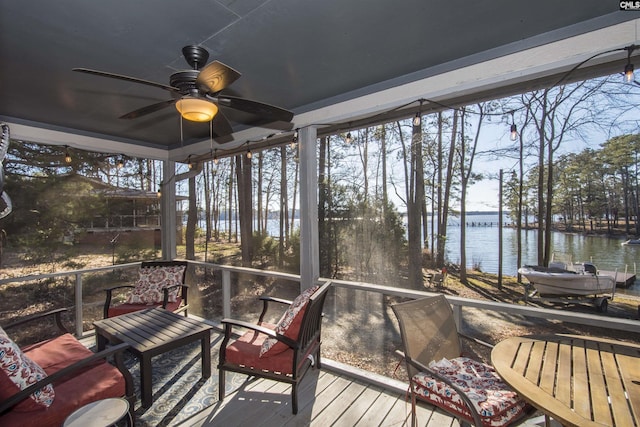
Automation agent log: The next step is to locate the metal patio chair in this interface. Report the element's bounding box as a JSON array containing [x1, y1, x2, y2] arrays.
[[392, 295, 530, 427], [218, 280, 332, 414], [103, 260, 189, 318]]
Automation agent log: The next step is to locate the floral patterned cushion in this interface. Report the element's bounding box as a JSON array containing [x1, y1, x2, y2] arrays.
[[412, 357, 528, 427], [125, 265, 186, 305], [259, 286, 319, 358], [0, 326, 55, 411]]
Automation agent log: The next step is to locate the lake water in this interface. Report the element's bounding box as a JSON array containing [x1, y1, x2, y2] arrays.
[[220, 213, 640, 294], [438, 213, 640, 295]]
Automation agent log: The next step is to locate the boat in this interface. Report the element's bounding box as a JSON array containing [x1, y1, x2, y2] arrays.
[[518, 257, 616, 297], [621, 239, 640, 246]]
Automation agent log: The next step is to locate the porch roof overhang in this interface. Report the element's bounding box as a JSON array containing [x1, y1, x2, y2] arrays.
[[1, 2, 639, 163]]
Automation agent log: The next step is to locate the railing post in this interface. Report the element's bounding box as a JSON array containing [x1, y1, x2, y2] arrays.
[[222, 270, 231, 319], [74, 273, 83, 337]]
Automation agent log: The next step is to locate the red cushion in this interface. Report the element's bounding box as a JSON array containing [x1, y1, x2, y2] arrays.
[[412, 357, 528, 427], [260, 286, 318, 358], [108, 297, 182, 318], [225, 326, 294, 375], [0, 334, 126, 427], [0, 362, 125, 427], [22, 334, 100, 373]]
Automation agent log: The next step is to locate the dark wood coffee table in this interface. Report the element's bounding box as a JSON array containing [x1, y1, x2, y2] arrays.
[[94, 308, 213, 409]]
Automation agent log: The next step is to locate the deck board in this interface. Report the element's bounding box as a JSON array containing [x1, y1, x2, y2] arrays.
[[333, 383, 382, 425], [178, 369, 485, 427], [354, 389, 405, 426]]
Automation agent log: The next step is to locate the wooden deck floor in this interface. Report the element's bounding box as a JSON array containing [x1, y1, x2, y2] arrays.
[[78, 330, 546, 427], [175, 368, 460, 427]]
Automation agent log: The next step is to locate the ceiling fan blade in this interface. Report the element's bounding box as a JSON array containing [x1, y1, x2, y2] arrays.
[[196, 61, 241, 94], [119, 99, 176, 119], [73, 68, 180, 93], [212, 110, 234, 137], [213, 95, 294, 122]]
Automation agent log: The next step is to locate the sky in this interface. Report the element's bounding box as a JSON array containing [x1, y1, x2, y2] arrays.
[[449, 122, 607, 212]]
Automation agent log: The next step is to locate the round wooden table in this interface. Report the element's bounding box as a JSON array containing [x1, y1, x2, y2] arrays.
[[492, 334, 640, 427], [63, 397, 131, 427]]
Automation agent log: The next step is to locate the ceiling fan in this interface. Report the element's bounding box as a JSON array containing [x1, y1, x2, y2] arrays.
[[73, 45, 294, 138]]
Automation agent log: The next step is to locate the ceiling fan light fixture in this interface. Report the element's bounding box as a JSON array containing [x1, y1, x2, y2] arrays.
[[175, 97, 218, 122]]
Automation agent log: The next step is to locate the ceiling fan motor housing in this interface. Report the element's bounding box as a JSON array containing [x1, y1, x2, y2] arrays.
[[182, 45, 209, 70], [170, 70, 201, 97]]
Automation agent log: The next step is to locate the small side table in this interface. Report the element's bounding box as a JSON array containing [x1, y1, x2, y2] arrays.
[[64, 397, 132, 427]]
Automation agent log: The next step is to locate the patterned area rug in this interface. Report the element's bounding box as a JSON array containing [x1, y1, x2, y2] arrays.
[[102, 334, 244, 426]]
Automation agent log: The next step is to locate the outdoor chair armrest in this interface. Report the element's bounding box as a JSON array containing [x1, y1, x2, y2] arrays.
[[257, 295, 292, 323], [162, 283, 189, 307], [103, 285, 135, 318], [2, 308, 68, 335], [0, 342, 133, 415], [221, 318, 298, 350], [104, 284, 136, 293], [397, 350, 484, 427], [259, 296, 293, 306]]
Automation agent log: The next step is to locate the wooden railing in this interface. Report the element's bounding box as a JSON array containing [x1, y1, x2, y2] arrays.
[[2, 260, 639, 338]]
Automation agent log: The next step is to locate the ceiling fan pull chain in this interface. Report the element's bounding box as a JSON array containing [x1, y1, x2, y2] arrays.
[[180, 115, 184, 147]]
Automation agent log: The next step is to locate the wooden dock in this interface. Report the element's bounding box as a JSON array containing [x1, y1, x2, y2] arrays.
[[601, 270, 636, 288]]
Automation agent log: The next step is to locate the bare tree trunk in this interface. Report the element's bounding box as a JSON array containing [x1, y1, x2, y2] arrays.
[[381, 125, 388, 215], [203, 162, 212, 242], [407, 119, 424, 288], [544, 109, 554, 266], [213, 165, 221, 241], [436, 112, 443, 265], [257, 152, 263, 235], [235, 155, 253, 266], [318, 137, 329, 276], [517, 116, 525, 282], [537, 93, 547, 266], [356, 129, 370, 203], [398, 121, 410, 208], [459, 111, 468, 283], [290, 157, 298, 240], [185, 175, 197, 260], [430, 178, 436, 256], [623, 167, 630, 234], [437, 111, 458, 268], [279, 146, 287, 268]]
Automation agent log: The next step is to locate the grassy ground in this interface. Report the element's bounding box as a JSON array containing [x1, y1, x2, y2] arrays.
[[436, 268, 639, 318]]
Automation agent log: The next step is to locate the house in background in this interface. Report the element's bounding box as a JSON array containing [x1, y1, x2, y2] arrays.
[[74, 176, 187, 249]]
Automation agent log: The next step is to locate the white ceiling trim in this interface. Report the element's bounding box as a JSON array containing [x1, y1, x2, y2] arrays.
[[4, 121, 170, 160]]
